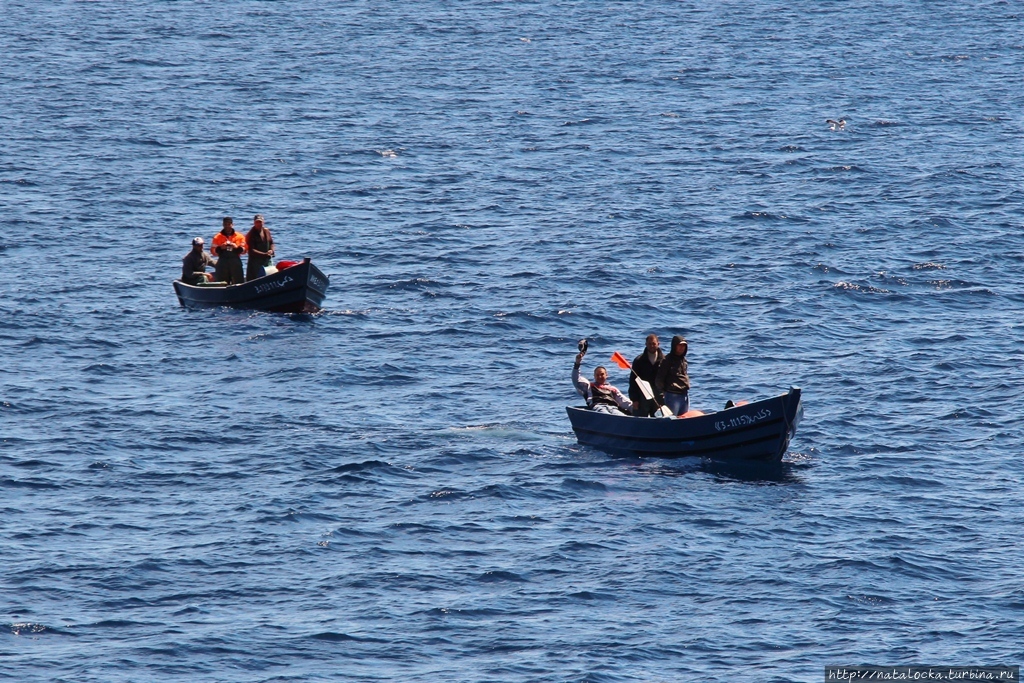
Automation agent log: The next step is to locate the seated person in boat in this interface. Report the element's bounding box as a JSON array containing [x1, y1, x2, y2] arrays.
[[181, 237, 215, 285], [655, 335, 690, 416], [245, 214, 275, 281], [573, 352, 635, 415], [629, 333, 665, 417], [211, 217, 247, 285]]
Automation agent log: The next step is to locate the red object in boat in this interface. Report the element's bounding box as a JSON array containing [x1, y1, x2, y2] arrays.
[[276, 260, 301, 270]]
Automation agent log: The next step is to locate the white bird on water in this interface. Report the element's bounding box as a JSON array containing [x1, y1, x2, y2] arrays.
[[826, 118, 847, 131]]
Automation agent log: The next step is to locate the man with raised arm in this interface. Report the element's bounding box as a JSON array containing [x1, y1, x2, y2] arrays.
[[573, 350, 635, 415]]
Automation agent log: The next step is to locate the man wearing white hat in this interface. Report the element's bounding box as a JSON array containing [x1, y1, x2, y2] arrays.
[[181, 236, 216, 285]]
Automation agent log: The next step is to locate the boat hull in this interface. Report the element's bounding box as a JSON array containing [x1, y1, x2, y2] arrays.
[[566, 387, 802, 462], [173, 258, 329, 313]]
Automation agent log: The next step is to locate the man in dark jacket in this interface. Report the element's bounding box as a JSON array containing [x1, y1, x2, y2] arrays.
[[629, 334, 664, 417], [181, 237, 215, 285], [655, 335, 690, 416]]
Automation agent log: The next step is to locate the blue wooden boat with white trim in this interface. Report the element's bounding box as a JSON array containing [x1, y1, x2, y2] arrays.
[[566, 387, 802, 462], [173, 258, 329, 313]]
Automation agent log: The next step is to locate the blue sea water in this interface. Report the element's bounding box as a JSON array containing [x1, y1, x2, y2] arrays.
[[2, 1, 1024, 680]]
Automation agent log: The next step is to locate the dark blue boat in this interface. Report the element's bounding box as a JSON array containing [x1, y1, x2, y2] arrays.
[[173, 258, 329, 313], [566, 387, 802, 462]]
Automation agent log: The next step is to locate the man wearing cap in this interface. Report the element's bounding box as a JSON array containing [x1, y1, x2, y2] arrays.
[[655, 335, 690, 416], [181, 237, 216, 285], [245, 214, 275, 281], [211, 217, 247, 285]]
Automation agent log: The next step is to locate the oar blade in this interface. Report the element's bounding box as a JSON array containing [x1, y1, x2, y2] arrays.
[[634, 377, 655, 401]]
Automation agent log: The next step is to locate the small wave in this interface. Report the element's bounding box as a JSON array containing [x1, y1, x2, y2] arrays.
[[420, 606, 500, 618], [309, 631, 382, 642], [10, 458, 56, 468], [812, 263, 850, 275], [427, 489, 464, 500], [255, 510, 340, 524], [89, 619, 146, 628], [477, 570, 527, 583], [846, 593, 897, 606], [735, 210, 809, 222], [910, 216, 960, 230], [8, 622, 65, 636], [832, 281, 891, 294], [119, 57, 176, 67], [913, 262, 946, 270], [561, 478, 607, 491], [0, 477, 61, 490], [567, 591, 616, 600], [825, 164, 866, 173], [559, 540, 610, 552], [328, 460, 393, 474], [125, 137, 171, 147], [83, 363, 119, 375], [385, 277, 445, 291]]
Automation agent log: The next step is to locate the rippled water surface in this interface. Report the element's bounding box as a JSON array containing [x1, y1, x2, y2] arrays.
[[2, 1, 1024, 681]]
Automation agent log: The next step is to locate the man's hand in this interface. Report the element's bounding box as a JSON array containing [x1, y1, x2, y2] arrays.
[[574, 353, 583, 364]]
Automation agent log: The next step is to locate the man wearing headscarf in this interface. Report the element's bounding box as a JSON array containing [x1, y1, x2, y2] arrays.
[[181, 237, 215, 285]]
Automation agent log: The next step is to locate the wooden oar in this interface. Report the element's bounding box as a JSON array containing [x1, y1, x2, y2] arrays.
[[610, 351, 674, 417]]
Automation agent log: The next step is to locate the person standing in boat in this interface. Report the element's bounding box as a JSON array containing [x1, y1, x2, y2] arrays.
[[629, 334, 665, 417], [573, 352, 635, 415], [211, 217, 247, 285], [180, 237, 215, 285], [655, 335, 690, 416], [245, 214, 275, 281]]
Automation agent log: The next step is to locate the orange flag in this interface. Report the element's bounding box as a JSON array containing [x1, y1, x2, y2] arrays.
[[610, 351, 631, 370]]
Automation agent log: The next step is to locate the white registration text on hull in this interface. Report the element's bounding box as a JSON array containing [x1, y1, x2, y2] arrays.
[[254, 275, 293, 294], [715, 408, 771, 431]]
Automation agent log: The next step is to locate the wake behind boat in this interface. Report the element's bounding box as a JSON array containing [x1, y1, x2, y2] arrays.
[[567, 387, 802, 462], [173, 258, 329, 313]]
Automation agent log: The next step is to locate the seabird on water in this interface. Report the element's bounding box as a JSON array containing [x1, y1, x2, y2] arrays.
[[826, 118, 847, 131]]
